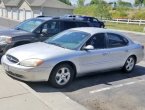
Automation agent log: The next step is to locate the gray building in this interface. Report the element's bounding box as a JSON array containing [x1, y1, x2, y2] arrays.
[[0, 0, 74, 21]]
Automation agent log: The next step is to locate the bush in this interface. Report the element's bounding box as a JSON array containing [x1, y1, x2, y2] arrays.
[[132, 11, 145, 20], [73, 5, 96, 16], [73, 5, 111, 19], [110, 10, 128, 19], [73, 5, 145, 20]]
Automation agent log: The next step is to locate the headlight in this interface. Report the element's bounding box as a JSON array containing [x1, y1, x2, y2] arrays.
[[0, 36, 12, 44], [20, 59, 44, 67]]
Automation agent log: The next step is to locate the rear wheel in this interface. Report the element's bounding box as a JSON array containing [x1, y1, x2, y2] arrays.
[[122, 56, 136, 73], [49, 64, 75, 88], [101, 25, 104, 28]]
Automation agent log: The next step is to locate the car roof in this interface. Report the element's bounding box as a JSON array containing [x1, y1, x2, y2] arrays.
[[34, 16, 91, 23], [35, 16, 53, 21], [70, 27, 123, 35], [33, 16, 95, 23], [70, 27, 133, 42]]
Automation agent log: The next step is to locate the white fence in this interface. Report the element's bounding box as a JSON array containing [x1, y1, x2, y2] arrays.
[[0, 8, 42, 21], [104, 19, 145, 26]]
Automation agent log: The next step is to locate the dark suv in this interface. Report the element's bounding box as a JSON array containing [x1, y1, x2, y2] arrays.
[[0, 16, 96, 55], [64, 15, 105, 28]]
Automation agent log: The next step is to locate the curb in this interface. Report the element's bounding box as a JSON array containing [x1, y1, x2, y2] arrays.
[[19, 82, 88, 110]]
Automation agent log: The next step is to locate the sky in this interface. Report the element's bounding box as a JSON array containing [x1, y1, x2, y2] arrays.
[[70, 0, 135, 5]]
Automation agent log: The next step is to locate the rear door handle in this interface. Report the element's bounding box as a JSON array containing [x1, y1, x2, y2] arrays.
[[125, 49, 129, 52]]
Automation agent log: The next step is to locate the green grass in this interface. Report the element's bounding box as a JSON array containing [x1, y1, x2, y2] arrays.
[[105, 22, 145, 33]]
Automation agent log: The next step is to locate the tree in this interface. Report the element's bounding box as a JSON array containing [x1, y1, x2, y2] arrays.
[[77, 0, 85, 6], [90, 0, 107, 5], [135, 0, 145, 7], [117, 0, 132, 7], [95, 4, 111, 19], [90, 0, 110, 18], [59, 0, 71, 5], [90, 0, 100, 4]]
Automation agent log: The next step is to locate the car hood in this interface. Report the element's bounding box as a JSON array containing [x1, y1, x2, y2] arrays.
[[6, 42, 72, 61], [0, 29, 32, 37]]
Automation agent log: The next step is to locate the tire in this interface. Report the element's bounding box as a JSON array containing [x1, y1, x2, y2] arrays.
[[49, 64, 75, 88], [122, 56, 136, 73]]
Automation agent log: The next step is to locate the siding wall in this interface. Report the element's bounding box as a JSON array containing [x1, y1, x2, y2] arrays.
[[43, 7, 73, 16], [0, 1, 73, 21]]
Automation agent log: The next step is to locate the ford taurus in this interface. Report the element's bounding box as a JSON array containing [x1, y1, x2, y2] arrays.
[[1, 27, 144, 88]]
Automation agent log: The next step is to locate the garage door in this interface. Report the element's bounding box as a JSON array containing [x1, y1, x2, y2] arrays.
[[26, 10, 31, 19], [0, 8, 2, 16], [12, 8, 18, 20], [33, 10, 40, 17], [2, 8, 7, 17], [7, 8, 11, 18], [19, 9, 24, 21]]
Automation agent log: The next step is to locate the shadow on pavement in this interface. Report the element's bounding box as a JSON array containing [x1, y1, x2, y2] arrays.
[[27, 65, 145, 93]]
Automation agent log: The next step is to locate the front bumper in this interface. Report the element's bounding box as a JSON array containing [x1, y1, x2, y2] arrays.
[[1, 55, 52, 82]]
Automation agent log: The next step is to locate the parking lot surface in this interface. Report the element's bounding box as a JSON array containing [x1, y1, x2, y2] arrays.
[[0, 18, 145, 110]]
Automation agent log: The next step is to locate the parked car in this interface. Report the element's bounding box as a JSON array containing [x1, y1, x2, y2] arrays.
[[0, 16, 94, 55], [64, 15, 105, 28], [1, 27, 144, 88]]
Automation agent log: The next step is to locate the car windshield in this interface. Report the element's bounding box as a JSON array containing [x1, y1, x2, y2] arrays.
[[15, 19, 44, 32], [45, 30, 90, 50]]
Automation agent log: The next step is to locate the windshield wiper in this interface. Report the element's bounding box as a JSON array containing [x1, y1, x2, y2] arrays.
[[16, 27, 26, 31], [16, 27, 23, 30], [16, 27, 21, 30]]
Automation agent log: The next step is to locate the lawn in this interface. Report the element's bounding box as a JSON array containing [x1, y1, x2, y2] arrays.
[[105, 22, 145, 33]]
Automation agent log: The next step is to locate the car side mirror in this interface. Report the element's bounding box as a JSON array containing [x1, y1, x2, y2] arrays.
[[83, 45, 94, 50]]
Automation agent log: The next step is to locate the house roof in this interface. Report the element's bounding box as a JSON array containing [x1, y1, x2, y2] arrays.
[[1, 0, 74, 9], [43, 0, 74, 9], [2, 0, 21, 6], [26, 0, 74, 9], [26, 0, 46, 6]]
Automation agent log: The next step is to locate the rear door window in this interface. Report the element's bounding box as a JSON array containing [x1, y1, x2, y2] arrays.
[[107, 33, 128, 48]]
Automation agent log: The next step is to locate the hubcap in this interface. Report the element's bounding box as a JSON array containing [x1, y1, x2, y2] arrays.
[[55, 67, 71, 85], [126, 57, 135, 71]]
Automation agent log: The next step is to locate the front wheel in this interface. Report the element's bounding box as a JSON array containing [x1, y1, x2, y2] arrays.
[[122, 56, 136, 73], [49, 64, 75, 88]]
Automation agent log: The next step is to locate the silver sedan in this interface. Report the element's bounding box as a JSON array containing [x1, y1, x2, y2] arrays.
[[1, 27, 144, 88]]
